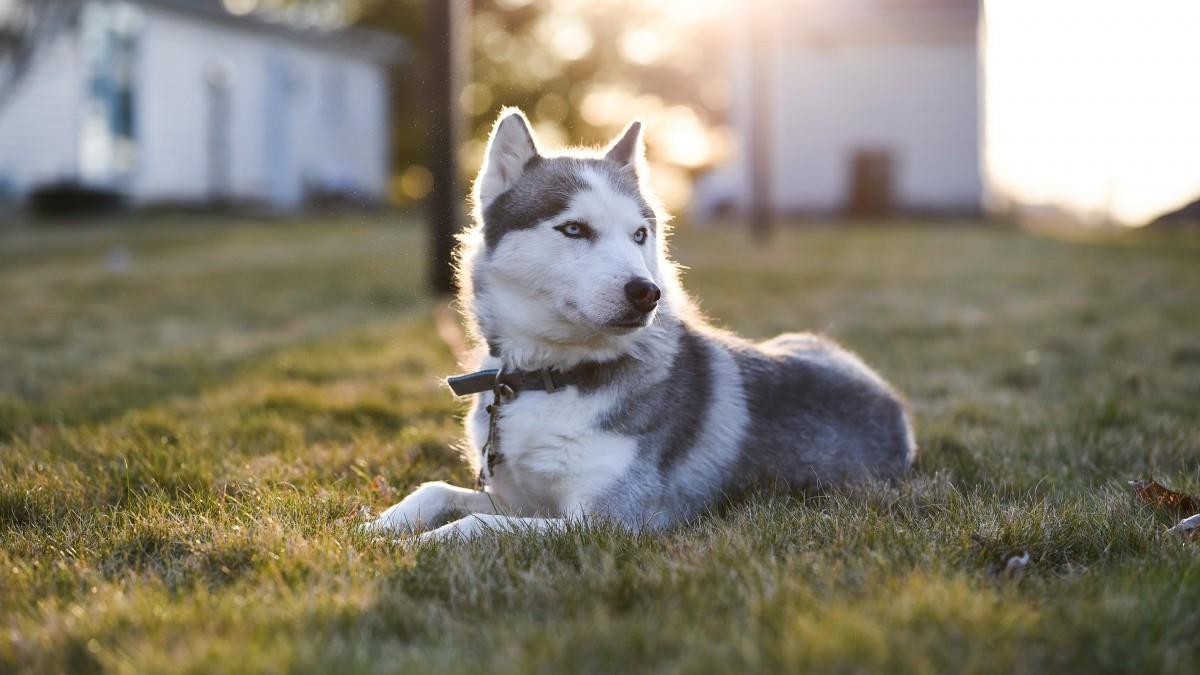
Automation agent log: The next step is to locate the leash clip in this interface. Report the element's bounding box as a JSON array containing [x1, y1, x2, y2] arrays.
[[478, 366, 512, 489]]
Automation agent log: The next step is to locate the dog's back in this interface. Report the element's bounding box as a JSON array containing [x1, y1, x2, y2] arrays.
[[723, 332, 916, 493], [584, 322, 916, 528]]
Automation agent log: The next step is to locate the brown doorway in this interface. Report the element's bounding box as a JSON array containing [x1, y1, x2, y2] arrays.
[[844, 148, 895, 217]]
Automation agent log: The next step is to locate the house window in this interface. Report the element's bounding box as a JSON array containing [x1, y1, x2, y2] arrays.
[[79, 1, 142, 186]]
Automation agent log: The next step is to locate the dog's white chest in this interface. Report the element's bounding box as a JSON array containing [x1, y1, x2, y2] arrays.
[[478, 390, 638, 516]]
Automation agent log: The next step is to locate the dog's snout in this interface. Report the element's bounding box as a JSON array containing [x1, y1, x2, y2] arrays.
[[624, 278, 661, 314]]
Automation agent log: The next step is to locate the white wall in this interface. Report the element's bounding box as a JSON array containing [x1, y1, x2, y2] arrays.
[[135, 6, 389, 207], [694, 27, 981, 218], [0, 30, 83, 199], [771, 41, 981, 213]]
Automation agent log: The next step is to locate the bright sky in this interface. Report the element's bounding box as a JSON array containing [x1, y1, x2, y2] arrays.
[[984, 0, 1200, 225]]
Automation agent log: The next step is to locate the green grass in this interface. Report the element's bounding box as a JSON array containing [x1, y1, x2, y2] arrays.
[[2, 217, 1199, 674]]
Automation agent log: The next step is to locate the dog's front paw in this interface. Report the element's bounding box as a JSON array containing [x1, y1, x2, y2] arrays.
[[414, 516, 487, 544], [359, 512, 416, 536], [359, 482, 453, 535]]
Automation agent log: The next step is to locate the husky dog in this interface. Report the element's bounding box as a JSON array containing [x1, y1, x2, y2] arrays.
[[363, 108, 915, 542]]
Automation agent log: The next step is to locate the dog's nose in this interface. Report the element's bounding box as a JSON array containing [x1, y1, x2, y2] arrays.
[[624, 278, 661, 314]]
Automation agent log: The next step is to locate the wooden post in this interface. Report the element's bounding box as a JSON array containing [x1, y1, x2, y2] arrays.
[[748, 0, 774, 241], [427, 0, 469, 295]]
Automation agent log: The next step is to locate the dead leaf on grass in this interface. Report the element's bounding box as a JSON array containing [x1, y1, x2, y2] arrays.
[[337, 504, 376, 526], [1128, 479, 1200, 516], [371, 475, 397, 499]]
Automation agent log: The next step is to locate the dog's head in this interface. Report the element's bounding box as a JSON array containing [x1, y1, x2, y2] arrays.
[[459, 108, 676, 361]]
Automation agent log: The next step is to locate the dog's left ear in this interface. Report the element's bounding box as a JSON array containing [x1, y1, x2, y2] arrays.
[[604, 121, 644, 170]]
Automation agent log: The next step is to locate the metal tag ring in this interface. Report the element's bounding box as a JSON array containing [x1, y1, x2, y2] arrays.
[[492, 367, 515, 403]]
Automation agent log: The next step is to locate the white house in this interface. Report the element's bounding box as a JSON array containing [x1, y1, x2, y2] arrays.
[[0, 0, 402, 210], [695, 0, 981, 219]]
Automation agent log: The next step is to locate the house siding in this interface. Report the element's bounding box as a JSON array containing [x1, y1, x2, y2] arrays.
[[0, 30, 84, 200], [0, 1, 391, 209], [135, 5, 389, 207]]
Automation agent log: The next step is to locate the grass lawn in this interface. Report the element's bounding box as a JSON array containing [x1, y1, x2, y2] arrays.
[[2, 216, 1199, 673]]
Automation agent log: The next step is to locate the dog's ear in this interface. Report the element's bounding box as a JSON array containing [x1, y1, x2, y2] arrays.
[[604, 120, 644, 169], [477, 108, 540, 208]]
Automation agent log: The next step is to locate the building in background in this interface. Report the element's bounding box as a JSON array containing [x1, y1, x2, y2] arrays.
[[0, 0, 402, 211], [695, 0, 981, 220]]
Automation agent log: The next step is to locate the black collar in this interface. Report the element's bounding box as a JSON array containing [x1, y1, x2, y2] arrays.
[[446, 367, 574, 397]]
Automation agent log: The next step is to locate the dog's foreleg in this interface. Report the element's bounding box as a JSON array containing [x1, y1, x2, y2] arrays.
[[361, 481, 501, 534], [415, 514, 567, 543]]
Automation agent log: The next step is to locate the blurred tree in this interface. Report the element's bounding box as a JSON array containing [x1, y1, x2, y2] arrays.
[[353, 0, 734, 211]]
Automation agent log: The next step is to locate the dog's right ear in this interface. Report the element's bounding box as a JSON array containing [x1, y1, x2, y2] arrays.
[[476, 108, 539, 208], [604, 120, 643, 169]]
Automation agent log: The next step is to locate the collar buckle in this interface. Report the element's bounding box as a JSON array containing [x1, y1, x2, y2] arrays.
[[538, 368, 557, 394]]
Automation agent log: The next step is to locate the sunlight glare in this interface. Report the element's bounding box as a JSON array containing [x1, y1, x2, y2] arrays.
[[613, 0, 731, 25], [655, 106, 711, 169], [537, 13, 593, 61], [620, 27, 667, 65], [985, 0, 1200, 225]]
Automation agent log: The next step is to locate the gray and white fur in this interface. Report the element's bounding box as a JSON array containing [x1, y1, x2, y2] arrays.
[[363, 108, 916, 541]]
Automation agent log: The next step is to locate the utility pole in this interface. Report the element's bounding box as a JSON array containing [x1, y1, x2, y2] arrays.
[[747, 0, 774, 242], [427, 0, 469, 295]]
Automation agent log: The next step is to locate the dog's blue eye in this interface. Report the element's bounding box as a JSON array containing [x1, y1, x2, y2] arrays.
[[555, 221, 591, 239], [633, 227, 649, 245]]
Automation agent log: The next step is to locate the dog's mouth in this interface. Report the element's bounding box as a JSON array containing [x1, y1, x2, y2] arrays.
[[559, 302, 655, 336], [603, 313, 654, 333]]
